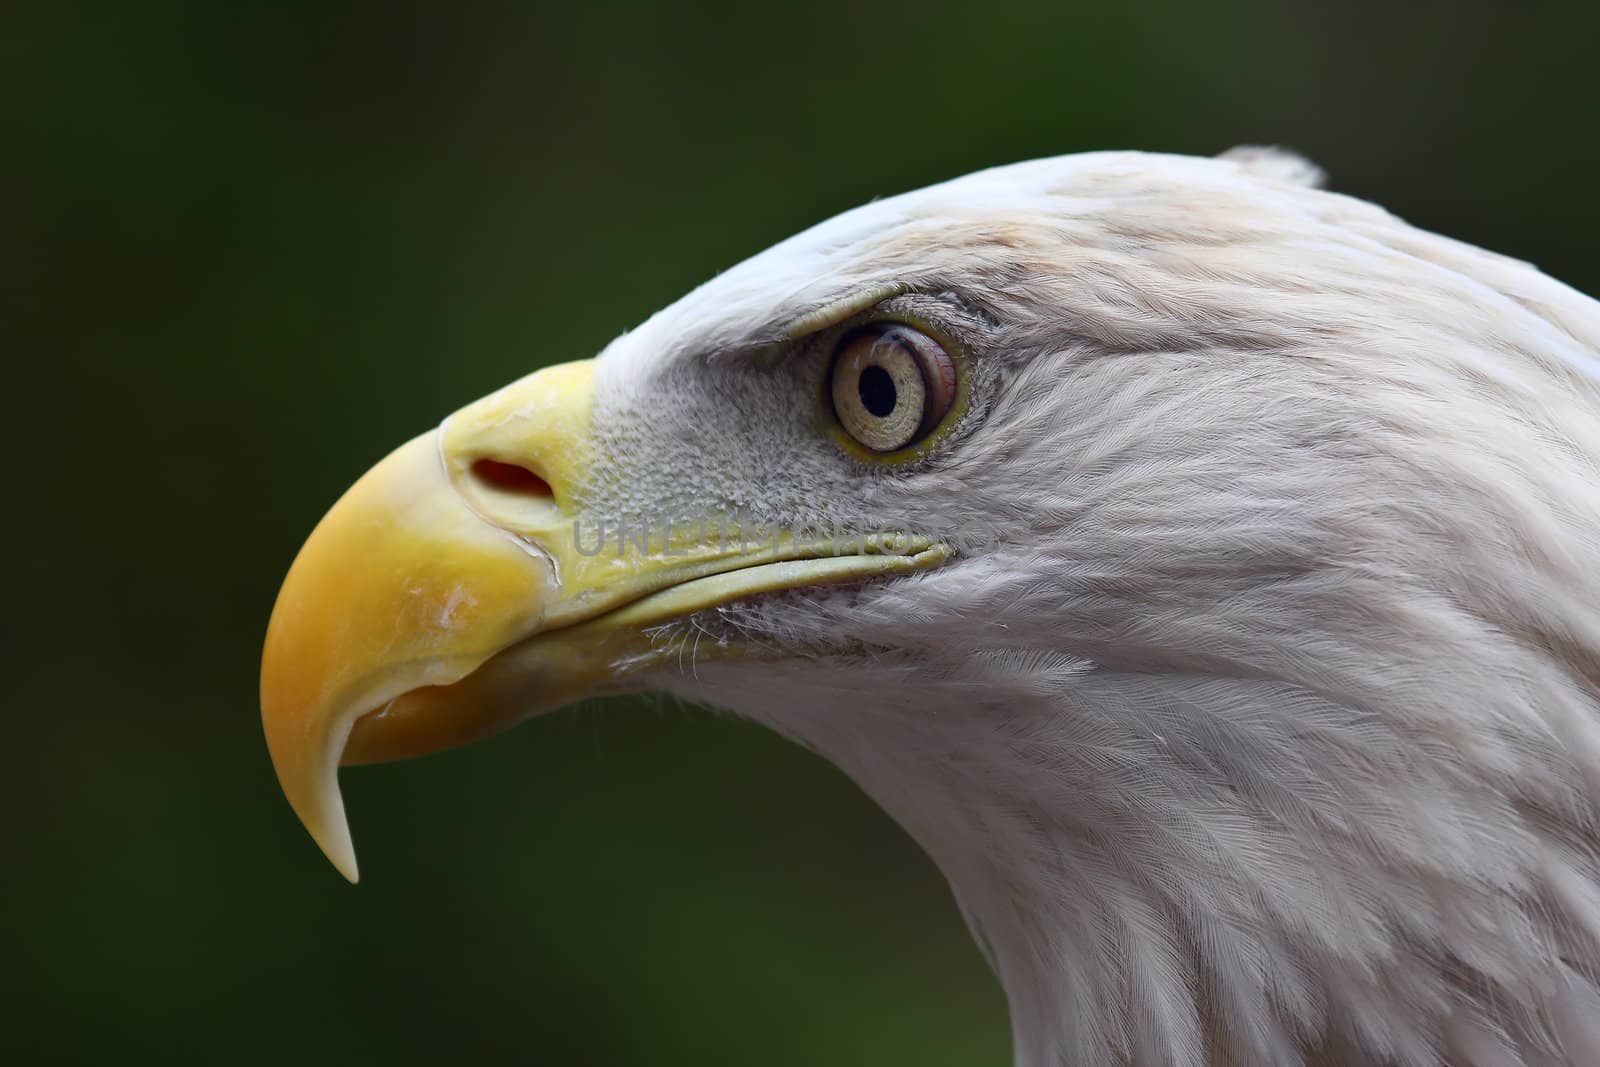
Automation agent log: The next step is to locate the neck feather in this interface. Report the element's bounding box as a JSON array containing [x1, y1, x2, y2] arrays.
[[668, 655, 1600, 1067]]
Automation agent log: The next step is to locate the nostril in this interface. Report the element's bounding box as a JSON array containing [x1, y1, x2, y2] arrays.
[[469, 458, 554, 499]]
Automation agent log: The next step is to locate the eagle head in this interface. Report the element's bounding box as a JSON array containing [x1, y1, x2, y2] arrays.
[[262, 149, 1600, 1066]]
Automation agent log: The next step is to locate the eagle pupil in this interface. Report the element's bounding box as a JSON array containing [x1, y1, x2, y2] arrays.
[[858, 365, 897, 417]]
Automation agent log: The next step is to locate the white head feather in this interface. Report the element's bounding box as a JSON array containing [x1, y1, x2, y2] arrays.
[[585, 149, 1600, 1066]]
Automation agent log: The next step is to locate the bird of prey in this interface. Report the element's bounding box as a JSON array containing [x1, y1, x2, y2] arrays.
[[261, 148, 1600, 1066]]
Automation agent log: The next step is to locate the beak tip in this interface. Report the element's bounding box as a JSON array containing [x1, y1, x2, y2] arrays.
[[306, 796, 361, 885], [274, 750, 363, 884], [313, 818, 361, 885]]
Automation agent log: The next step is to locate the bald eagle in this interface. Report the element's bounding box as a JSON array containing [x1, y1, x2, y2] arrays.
[[262, 149, 1600, 1066]]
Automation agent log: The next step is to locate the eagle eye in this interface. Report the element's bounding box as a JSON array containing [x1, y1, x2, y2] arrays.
[[827, 324, 957, 454]]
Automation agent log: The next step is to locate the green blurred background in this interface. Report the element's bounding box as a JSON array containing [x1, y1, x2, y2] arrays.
[[8, 1, 1598, 1063]]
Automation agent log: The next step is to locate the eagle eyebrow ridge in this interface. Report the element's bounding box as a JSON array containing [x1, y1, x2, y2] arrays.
[[780, 282, 911, 341], [702, 281, 912, 368], [706, 282, 987, 369]]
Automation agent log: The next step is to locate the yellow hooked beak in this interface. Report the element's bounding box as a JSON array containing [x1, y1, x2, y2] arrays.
[[261, 359, 949, 882]]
